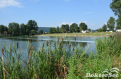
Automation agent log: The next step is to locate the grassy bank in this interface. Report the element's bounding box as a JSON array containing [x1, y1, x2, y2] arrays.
[[0, 35, 36, 38], [35, 32, 115, 37], [0, 33, 121, 79], [0, 35, 29, 37]]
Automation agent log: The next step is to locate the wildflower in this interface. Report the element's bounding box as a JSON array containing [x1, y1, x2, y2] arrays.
[[62, 36, 65, 38], [74, 35, 76, 37]]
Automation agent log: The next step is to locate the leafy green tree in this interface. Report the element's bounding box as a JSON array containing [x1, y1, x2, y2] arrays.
[[61, 24, 69, 33], [40, 30, 43, 34], [110, 1, 121, 30], [110, 0, 121, 16], [49, 27, 53, 34], [69, 23, 78, 33], [97, 28, 103, 32], [26, 25, 30, 35], [20, 23, 27, 35], [27, 20, 38, 32], [88, 28, 91, 32], [79, 27, 83, 32], [30, 30, 37, 35], [0, 25, 5, 34], [65, 24, 69, 32], [4, 26, 8, 32], [116, 15, 121, 29], [79, 22, 87, 30], [61, 25, 66, 33], [102, 24, 107, 31], [74, 24, 78, 32], [52, 27, 56, 33], [8, 22, 20, 36], [107, 17, 115, 31], [56, 26, 60, 33]]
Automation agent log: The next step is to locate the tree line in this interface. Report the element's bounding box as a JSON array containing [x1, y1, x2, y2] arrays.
[[97, 0, 121, 32], [49, 22, 88, 34], [0, 20, 39, 36], [97, 16, 120, 32]]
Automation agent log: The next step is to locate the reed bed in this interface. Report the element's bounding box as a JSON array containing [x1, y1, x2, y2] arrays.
[[0, 33, 121, 79]]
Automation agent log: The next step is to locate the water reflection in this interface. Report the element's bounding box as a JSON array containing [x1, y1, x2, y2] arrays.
[[0, 36, 100, 58]]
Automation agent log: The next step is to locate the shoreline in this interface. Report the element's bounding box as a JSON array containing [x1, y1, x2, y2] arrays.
[[33, 32, 115, 37], [33, 35, 107, 37]]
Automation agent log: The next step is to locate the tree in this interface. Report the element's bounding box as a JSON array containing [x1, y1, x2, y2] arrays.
[[79, 27, 83, 32], [110, 0, 121, 16], [110, 0, 121, 30], [0, 25, 5, 34], [61, 24, 69, 33], [88, 28, 91, 32], [26, 20, 38, 32], [79, 22, 87, 30], [26, 25, 30, 35], [116, 15, 121, 29], [8, 22, 20, 36], [56, 26, 60, 33], [30, 30, 37, 35], [74, 24, 78, 32], [20, 23, 27, 35], [49, 27, 53, 34], [61, 25, 65, 33], [65, 24, 69, 32], [97, 28, 103, 32], [52, 27, 56, 33], [102, 24, 107, 31], [40, 30, 43, 34], [69, 23, 78, 33], [107, 17, 115, 31], [4, 26, 8, 32]]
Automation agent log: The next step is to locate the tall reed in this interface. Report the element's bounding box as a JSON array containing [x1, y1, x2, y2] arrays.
[[0, 35, 121, 79]]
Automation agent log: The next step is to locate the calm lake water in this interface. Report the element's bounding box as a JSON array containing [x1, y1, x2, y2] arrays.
[[0, 36, 102, 58]]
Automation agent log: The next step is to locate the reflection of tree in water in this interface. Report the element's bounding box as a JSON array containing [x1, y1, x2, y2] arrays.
[[69, 42, 87, 48], [79, 42, 87, 47], [59, 41, 87, 48]]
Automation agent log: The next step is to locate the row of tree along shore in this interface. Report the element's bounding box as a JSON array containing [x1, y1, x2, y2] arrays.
[[0, 15, 121, 36], [0, 20, 39, 36], [0, 13, 121, 36]]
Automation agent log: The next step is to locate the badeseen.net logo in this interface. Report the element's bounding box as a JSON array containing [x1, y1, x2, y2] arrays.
[[86, 68, 119, 77]]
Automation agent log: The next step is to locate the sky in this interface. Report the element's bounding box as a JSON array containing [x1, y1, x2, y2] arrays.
[[0, 0, 118, 30]]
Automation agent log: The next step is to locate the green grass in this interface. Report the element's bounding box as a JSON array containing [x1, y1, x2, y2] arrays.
[[0, 35, 30, 38], [0, 33, 121, 79], [37, 32, 115, 37]]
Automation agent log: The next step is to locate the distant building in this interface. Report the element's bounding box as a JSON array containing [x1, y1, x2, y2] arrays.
[[3, 31, 7, 35], [109, 31, 113, 32], [81, 30, 89, 33], [116, 29, 121, 32], [44, 32, 48, 34]]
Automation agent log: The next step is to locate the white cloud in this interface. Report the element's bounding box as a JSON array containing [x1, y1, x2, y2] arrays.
[[0, 0, 23, 8], [79, 21, 87, 24], [63, 0, 69, 2], [61, 22, 69, 25], [86, 12, 94, 14], [69, 22, 74, 26], [105, 22, 107, 25], [61, 22, 74, 26]]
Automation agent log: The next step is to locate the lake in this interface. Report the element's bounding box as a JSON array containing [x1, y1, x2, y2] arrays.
[[0, 36, 102, 58]]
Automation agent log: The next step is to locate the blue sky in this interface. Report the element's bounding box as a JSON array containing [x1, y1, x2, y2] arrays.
[[0, 0, 118, 30]]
